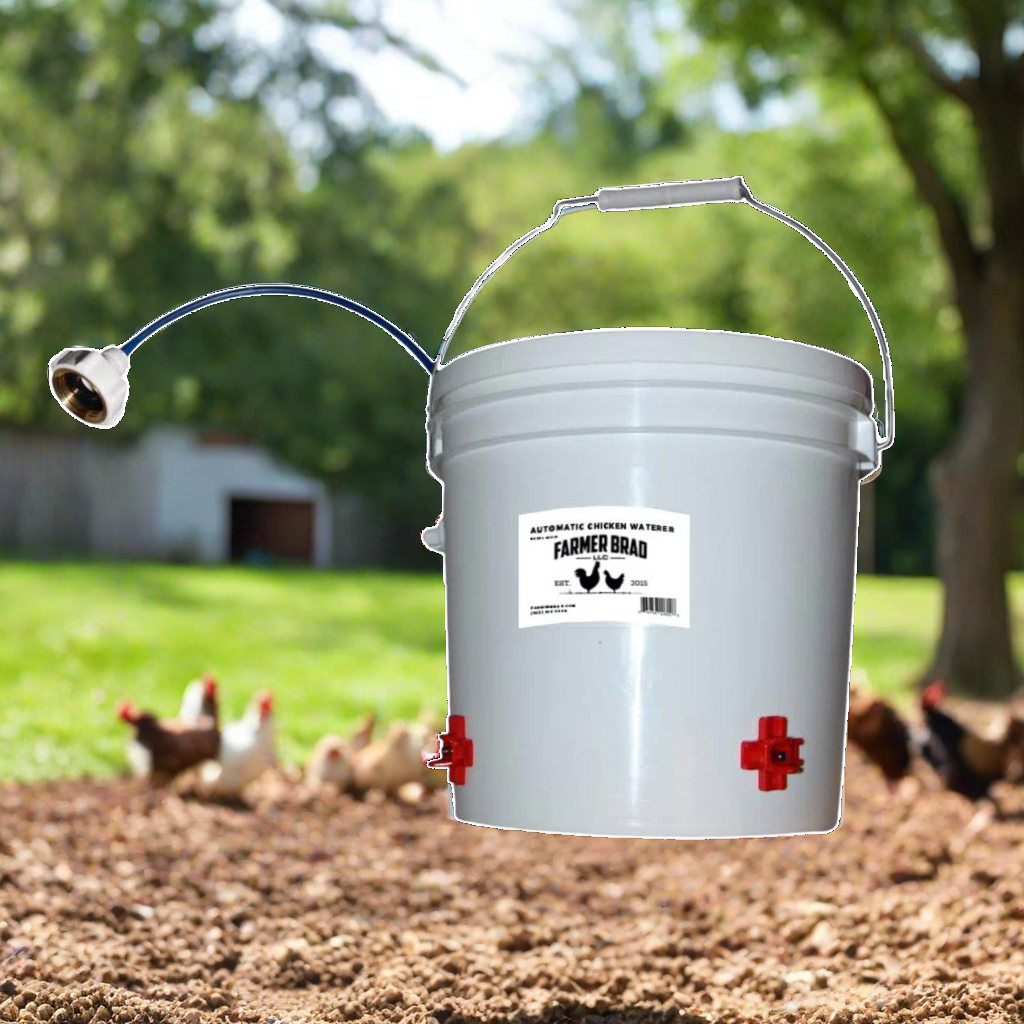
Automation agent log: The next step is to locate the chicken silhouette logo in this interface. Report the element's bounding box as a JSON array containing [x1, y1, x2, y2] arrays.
[[574, 562, 628, 593], [574, 561, 602, 592], [603, 570, 625, 592]]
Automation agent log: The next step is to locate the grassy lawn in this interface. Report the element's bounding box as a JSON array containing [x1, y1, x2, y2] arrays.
[[0, 563, 447, 781], [0, 562, 1021, 781]]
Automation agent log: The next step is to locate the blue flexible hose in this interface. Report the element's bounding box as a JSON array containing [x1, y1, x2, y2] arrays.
[[120, 283, 434, 374]]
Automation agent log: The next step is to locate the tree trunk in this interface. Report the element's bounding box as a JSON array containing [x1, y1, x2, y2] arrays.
[[923, 258, 1024, 697], [928, 454, 1020, 697]]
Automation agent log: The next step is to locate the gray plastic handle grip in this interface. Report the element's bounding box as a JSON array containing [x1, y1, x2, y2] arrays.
[[596, 177, 748, 211]]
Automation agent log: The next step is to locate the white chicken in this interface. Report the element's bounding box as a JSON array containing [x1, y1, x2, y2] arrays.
[[178, 674, 219, 725], [200, 690, 276, 798]]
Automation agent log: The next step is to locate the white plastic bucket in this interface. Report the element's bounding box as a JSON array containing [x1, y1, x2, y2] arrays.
[[419, 177, 893, 838], [424, 328, 879, 838]]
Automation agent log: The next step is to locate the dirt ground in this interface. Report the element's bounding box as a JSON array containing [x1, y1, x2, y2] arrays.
[[1, 747, 1023, 1024]]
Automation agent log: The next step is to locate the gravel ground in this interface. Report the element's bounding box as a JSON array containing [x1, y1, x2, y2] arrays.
[[1, 746, 1023, 1024]]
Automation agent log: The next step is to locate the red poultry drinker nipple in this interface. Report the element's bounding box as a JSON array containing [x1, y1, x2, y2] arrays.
[[48, 177, 893, 839]]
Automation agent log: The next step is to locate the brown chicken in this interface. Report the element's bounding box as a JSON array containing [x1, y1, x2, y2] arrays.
[[847, 685, 913, 791], [919, 682, 1024, 812], [349, 712, 376, 753], [304, 715, 377, 791], [410, 712, 449, 793], [305, 737, 354, 790], [353, 722, 428, 796], [119, 701, 220, 786], [987, 708, 1024, 782]]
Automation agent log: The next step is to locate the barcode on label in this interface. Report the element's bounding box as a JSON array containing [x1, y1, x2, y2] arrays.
[[640, 596, 677, 616]]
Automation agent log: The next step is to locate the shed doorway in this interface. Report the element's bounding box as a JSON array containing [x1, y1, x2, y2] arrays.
[[229, 498, 315, 565]]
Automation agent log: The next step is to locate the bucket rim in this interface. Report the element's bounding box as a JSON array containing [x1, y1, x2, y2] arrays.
[[431, 327, 873, 405]]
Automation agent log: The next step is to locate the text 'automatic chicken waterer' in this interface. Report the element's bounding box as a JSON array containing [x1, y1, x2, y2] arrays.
[[48, 176, 894, 839]]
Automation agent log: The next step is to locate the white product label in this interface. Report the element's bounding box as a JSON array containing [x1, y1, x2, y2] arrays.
[[518, 506, 690, 629]]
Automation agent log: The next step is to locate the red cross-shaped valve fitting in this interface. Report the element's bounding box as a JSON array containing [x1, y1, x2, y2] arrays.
[[740, 716, 804, 792], [424, 715, 474, 786]]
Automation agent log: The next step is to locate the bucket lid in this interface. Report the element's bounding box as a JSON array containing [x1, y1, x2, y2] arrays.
[[432, 328, 873, 408]]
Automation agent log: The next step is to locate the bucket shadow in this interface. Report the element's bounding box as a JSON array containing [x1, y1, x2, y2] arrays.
[[429, 1005, 716, 1024]]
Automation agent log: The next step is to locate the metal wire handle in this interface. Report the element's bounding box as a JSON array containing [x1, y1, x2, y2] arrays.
[[436, 176, 894, 452]]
